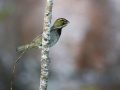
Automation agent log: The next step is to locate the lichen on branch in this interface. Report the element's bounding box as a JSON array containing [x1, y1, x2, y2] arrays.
[[39, 0, 53, 90]]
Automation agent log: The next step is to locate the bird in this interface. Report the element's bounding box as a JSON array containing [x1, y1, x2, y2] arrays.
[[16, 18, 70, 52]]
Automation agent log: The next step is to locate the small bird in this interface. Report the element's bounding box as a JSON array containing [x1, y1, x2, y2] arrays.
[[16, 18, 70, 51]]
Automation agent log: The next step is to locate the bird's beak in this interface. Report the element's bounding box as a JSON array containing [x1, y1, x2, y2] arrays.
[[67, 20, 70, 24]]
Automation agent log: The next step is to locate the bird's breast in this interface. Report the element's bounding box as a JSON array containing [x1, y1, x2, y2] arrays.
[[49, 30, 61, 47]]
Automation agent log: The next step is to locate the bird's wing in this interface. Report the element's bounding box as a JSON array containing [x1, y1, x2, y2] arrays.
[[31, 33, 42, 44]]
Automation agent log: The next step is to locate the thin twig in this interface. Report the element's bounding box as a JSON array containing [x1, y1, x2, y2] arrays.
[[10, 35, 41, 90], [10, 49, 27, 90]]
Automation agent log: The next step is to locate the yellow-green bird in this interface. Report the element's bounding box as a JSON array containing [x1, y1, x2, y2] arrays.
[[16, 18, 70, 51]]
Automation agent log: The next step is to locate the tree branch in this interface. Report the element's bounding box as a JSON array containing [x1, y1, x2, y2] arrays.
[[39, 0, 53, 90]]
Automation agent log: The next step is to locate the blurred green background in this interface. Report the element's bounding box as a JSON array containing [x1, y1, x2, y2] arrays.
[[1, 0, 120, 90]]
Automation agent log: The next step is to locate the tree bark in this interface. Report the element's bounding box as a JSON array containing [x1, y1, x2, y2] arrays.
[[39, 0, 53, 90]]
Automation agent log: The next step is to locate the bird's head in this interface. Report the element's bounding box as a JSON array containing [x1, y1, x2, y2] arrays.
[[52, 18, 70, 29]]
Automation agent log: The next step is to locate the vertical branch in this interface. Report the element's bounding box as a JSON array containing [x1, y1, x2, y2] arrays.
[[39, 0, 53, 90]]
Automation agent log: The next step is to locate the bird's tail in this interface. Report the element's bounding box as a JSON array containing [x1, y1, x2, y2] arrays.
[[16, 44, 29, 52]]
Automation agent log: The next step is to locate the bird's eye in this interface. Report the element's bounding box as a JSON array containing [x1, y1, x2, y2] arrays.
[[63, 19, 67, 24]]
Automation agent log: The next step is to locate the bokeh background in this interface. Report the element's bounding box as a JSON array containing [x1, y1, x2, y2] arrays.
[[1, 0, 120, 90]]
